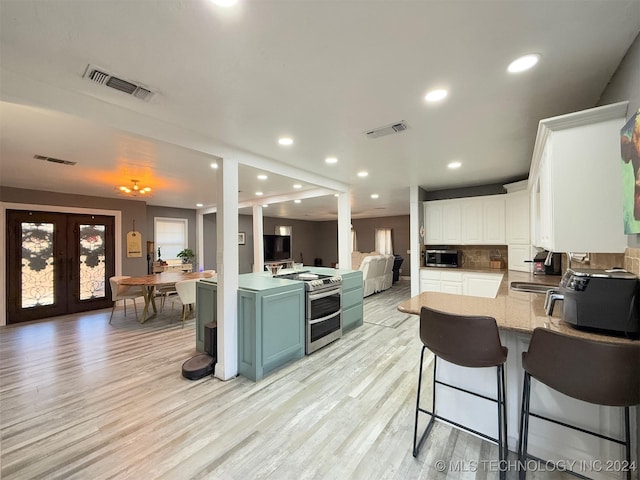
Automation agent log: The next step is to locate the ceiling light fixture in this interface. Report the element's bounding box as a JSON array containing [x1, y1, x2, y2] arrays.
[[211, 162, 218, 169], [507, 54, 540, 73], [278, 137, 294, 146], [325, 157, 338, 164], [255, 191, 263, 196], [371, 194, 379, 199], [334, 193, 340, 197], [294, 199, 302, 204], [357, 171, 368, 177], [212, 0, 238, 6], [293, 184, 302, 189], [118, 179, 151, 196], [425, 89, 448, 102], [448, 161, 462, 169], [196, 203, 204, 207], [257, 174, 268, 180], [262, 204, 268, 208]]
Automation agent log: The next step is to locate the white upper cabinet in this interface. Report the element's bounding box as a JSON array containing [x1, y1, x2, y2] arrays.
[[506, 190, 530, 244], [425, 195, 505, 245], [461, 195, 505, 244], [529, 102, 628, 253], [424, 200, 461, 244]]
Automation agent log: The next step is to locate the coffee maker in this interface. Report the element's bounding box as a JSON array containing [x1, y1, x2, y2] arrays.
[[532, 250, 562, 276]]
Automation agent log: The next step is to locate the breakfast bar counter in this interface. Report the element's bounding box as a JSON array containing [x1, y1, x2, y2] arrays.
[[400, 270, 638, 345], [399, 270, 639, 480]]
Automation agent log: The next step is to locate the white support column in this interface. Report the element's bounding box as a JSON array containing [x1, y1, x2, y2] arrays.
[[214, 158, 239, 381], [410, 185, 421, 296], [337, 192, 351, 270], [196, 210, 204, 272], [252, 205, 264, 273]]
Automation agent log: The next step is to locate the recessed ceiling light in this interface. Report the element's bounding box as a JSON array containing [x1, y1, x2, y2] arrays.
[[257, 174, 268, 180], [334, 193, 340, 197], [425, 89, 448, 102], [211, 0, 237, 6], [294, 199, 302, 204], [357, 171, 368, 177], [371, 194, 379, 199], [325, 157, 338, 164], [293, 184, 302, 189], [262, 204, 268, 208], [507, 54, 540, 73], [211, 162, 218, 169], [255, 191, 263, 196], [278, 137, 293, 146], [448, 161, 462, 169], [196, 203, 203, 207]]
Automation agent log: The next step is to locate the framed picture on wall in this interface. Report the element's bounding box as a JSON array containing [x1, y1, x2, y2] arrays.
[[238, 232, 246, 245], [621, 109, 640, 233]]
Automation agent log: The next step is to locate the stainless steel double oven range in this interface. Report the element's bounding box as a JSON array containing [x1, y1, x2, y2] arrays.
[[275, 271, 343, 354]]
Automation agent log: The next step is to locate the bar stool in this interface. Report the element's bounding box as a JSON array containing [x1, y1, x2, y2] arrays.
[[518, 328, 640, 480], [413, 307, 508, 475]]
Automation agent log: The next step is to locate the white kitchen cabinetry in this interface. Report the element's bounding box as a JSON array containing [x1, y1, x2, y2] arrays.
[[426, 195, 504, 246], [420, 269, 501, 298], [424, 200, 461, 244], [506, 189, 532, 272], [529, 102, 628, 253], [462, 272, 503, 298]]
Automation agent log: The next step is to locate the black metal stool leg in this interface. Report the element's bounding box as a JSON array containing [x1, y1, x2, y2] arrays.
[[518, 372, 531, 480], [624, 406, 631, 480], [413, 346, 427, 457]]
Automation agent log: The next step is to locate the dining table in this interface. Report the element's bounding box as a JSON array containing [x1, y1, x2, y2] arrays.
[[119, 271, 214, 323]]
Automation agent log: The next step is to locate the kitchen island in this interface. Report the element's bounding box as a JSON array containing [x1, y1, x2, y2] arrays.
[[399, 270, 639, 480], [197, 267, 363, 381]]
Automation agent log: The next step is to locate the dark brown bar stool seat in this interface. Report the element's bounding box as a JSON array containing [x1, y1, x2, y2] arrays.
[[518, 328, 640, 480], [413, 307, 508, 477]]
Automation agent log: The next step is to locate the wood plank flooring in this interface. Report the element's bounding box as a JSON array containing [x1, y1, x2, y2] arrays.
[[1, 281, 573, 479]]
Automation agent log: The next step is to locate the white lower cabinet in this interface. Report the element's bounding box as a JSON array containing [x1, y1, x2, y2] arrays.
[[420, 269, 502, 298]]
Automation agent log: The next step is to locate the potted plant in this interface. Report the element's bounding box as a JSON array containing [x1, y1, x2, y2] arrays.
[[177, 248, 195, 264]]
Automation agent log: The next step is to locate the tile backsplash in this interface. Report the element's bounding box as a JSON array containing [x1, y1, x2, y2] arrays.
[[459, 245, 508, 269], [624, 248, 640, 276]]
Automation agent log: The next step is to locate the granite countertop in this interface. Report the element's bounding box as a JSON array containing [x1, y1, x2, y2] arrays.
[[420, 266, 507, 274], [399, 270, 637, 345]]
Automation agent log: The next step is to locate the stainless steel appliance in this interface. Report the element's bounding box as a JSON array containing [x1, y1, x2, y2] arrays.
[[558, 268, 640, 337], [275, 271, 343, 353], [425, 249, 461, 268]]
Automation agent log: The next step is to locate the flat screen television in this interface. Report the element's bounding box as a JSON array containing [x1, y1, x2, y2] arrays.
[[263, 234, 291, 261]]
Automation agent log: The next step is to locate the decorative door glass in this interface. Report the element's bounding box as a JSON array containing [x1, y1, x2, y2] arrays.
[[79, 224, 106, 300], [20, 222, 55, 308]]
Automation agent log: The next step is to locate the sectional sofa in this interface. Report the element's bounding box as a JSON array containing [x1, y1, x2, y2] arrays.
[[351, 251, 395, 297]]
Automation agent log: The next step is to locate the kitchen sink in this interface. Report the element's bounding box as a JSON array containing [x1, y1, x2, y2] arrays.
[[510, 282, 558, 294]]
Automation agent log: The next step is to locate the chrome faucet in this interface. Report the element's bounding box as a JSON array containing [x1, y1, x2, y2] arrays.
[[544, 288, 564, 316]]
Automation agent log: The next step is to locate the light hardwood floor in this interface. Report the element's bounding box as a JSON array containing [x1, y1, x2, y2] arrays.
[[1, 281, 572, 480]]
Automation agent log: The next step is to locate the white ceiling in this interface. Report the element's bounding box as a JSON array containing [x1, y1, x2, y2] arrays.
[[1, 1, 639, 220]]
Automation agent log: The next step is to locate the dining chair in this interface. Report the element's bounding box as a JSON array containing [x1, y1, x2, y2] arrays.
[[109, 276, 144, 324], [172, 278, 198, 325]]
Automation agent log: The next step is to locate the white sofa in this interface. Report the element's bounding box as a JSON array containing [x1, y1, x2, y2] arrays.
[[352, 252, 394, 297]]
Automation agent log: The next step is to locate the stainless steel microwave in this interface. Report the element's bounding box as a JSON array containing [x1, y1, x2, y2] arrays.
[[425, 249, 461, 268]]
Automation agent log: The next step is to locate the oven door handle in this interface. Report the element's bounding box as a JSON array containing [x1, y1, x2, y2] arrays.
[[308, 311, 341, 325], [308, 288, 341, 301]]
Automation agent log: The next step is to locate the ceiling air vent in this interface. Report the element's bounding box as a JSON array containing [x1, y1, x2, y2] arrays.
[[365, 121, 409, 139], [34, 154, 76, 166], [83, 64, 156, 101]]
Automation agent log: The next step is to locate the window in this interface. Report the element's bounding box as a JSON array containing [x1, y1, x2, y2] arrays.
[[375, 228, 393, 255], [275, 225, 291, 236], [154, 217, 188, 260]]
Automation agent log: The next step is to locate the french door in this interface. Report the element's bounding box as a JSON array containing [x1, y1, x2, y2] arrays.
[[6, 210, 115, 323]]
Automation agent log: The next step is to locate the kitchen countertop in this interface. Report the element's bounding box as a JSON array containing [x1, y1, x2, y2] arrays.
[[420, 266, 507, 274], [399, 270, 638, 345], [198, 266, 352, 292]]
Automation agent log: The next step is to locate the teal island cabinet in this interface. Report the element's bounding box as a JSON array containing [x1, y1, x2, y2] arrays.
[[196, 267, 364, 381], [196, 274, 305, 381], [340, 270, 364, 332]]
